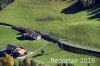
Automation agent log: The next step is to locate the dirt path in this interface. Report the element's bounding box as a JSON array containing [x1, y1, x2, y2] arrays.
[[17, 52, 34, 59], [17, 43, 48, 59], [0, 25, 12, 28], [17, 43, 50, 66]]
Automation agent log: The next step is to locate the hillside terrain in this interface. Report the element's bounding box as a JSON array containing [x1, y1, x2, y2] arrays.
[[0, 0, 100, 66]]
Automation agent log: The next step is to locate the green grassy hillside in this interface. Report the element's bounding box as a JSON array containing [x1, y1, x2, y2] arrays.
[[0, 0, 100, 66], [0, 0, 99, 50], [0, 26, 48, 51], [28, 44, 100, 66]]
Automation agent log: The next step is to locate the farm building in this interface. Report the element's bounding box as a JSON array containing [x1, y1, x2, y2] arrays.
[[6, 44, 19, 51], [6, 44, 27, 57], [24, 28, 41, 40]]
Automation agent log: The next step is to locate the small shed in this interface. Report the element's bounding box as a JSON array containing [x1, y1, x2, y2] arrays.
[[24, 28, 41, 40]]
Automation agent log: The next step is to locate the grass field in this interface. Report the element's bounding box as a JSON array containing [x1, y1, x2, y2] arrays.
[[28, 44, 100, 66], [0, 26, 48, 51], [0, 0, 100, 50], [0, 0, 100, 66], [0, 22, 100, 66]]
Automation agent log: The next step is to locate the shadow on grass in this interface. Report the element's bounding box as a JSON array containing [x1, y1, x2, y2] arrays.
[[32, 54, 43, 58], [87, 2, 100, 20], [0, 50, 20, 58], [0, 50, 6, 57], [58, 42, 100, 58], [16, 35, 34, 41], [61, 1, 86, 14], [41, 34, 100, 58], [61, 0, 100, 20], [32, 49, 61, 58]]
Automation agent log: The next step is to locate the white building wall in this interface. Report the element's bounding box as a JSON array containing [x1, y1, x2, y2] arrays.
[[37, 35, 41, 40]]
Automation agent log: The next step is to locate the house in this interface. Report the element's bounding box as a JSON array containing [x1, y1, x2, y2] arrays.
[[17, 49, 27, 56], [6, 44, 19, 52], [24, 28, 41, 40], [6, 44, 27, 57]]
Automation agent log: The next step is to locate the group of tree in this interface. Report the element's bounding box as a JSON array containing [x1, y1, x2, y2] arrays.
[[0, 0, 15, 10], [0, 54, 14, 66], [55, 63, 91, 66], [78, 0, 99, 7], [0, 54, 91, 66], [17, 58, 46, 66], [55, 63, 74, 66], [49, 0, 73, 2], [18, 57, 37, 66], [0, 54, 45, 66], [50, 0, 98, 7]]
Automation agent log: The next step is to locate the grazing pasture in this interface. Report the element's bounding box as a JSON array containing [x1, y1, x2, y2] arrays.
[[0, 0, 100, 66]]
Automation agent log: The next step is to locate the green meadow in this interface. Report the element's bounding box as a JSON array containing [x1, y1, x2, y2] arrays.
[[0, 0, 100, 66]]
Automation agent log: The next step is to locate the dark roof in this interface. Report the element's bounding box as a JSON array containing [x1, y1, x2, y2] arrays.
[[6, 44, 19, 51], [25, 28, 41, 39]]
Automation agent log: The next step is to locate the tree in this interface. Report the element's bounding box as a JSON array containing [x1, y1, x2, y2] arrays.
[[22, 57, 31, 66], [39, 63, 44, 66], [19, 60, 22, 66], [79, 0, 95, 7], [0, 57, 7, 66], [62, 63, 66, 66], [67, 63, 73, 66], [14, 62, 17, 66], [0, 54, 14, 66], [56, 63, 62, 66], [0, 1, 4, 10], [39, 63, 42, 66], [30, 60, 36, 66], [41, 49, 45, 55], [87, 63, 90, 66]]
